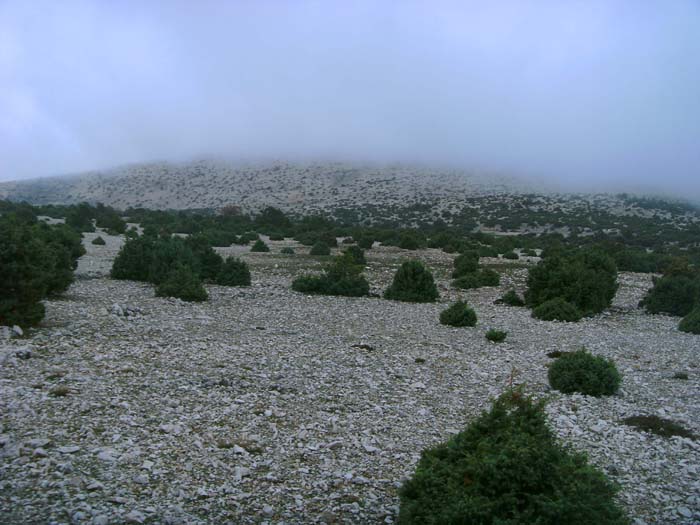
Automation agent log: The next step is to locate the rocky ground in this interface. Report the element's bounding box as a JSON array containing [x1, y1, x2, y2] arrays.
[[1, 231, 699, 524]]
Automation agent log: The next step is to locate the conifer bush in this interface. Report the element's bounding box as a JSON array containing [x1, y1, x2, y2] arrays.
[[342, 245, 366, 265], [310, 241, 331, 256], [639, 273, 700, 317], [398, 391, 628, 524], [155, 264, 208, 302], [525, 248, 617, 317], [292, 253, 369, 297], [92, 236, 106, 245], [453, 269, 501, 289], [215, 257, 251, 287], [280, 247, 295, 255], [250, 239, 270, 252], [502, 250, 519, 260], [548, 349, 621, 397], [532, 297, 582, 322], [384, 260, 439, 303], [679, 306, 700, 335], [495, 289, 525, 306], [439, 301, 477, 327], [485, 329, 507, 342], [357, 236, 374, 250], [452, 252, 479, 278]]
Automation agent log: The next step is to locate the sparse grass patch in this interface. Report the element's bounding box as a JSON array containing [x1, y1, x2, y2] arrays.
[[622, 415, 696, 440]]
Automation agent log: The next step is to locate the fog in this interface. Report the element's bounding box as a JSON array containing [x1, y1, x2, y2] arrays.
[[1, 1, 699, 199]]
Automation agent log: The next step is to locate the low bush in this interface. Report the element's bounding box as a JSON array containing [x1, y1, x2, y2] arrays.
[[268, 233, 285, 241], [453, 268, 501, 289], [292, 253, 370, 297], [342, 245, 366, 265], [91, 236, 106, 245], [679, 306, 700, 334], [548, 349, 621, 396], [215, 257, 251, 287], [250, 239, 270, 252], [495, 289, 525, 306], [357, 236, 374, 250], [639, 273, 700, 317], [398, 390, 628, 524], [280, 247, 295, 255], [532, 297, 582, 322], [439, 301, 477, 327], [384, 260, 439, 303], [452, 251, 479, 278], [310, 241, 331, 256], [485, 329, 507, 342], [155, 264, 208, 302], [502, 250, 519, 260]]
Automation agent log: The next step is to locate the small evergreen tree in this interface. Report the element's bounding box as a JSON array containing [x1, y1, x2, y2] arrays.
[[92, 236, 106, 245], [384, 260, 439, 303], [532, 298, 582, 322], [679, 306, 700, 334], [495, 290, 525, 306], [342, 245, 366, 265], [310, 241, 331, 256], [485, 329, 507, 342], [250, 239, 270, 252], [439, 301, 477, 327], [548, 349, 622, 396], [452, 252, 479, 278]]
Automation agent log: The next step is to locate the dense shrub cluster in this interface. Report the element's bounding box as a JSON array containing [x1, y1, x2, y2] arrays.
[[342, 246, 366, 265], [384, 260, 439, 303], [398, 391, 628, 524], [250, 239, 270, 252], [525, 248, 618, 319], [309, 241, 331, 256], [679, 306, 700, 334], [155, 264, 208, 302], [292, 253, 370, 297], [215, 257, 251, 287], [548, 349, 622, 396], [451, 250, 501, 289], [639, 263, 700, 317], [439, 300, 477, 327], [1, 216, 84, 327]]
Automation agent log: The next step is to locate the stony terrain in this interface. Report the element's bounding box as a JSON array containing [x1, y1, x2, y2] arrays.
[[1, 231, 699, 524]]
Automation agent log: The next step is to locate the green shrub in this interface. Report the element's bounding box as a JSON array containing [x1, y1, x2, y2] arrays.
[[452, 252, 479, 278], [485, 329, 507, 342], [639, 273, 700, 317], [398, 391, 628, 524], [292, 254, 370, 297], [147, 237, 199, 285], [268, 233, 285, 241], [548, 349, 621, 396], [439, 301, 477, 327], [357, 236, 374, 250], [185, 235, 223, 281], [310, 241, 331, 256], [502, 250, 519, 260], [111, 236, 156, 282], [495, 290, 525, 306], [155, 264, 208, 302], [384, 260, 439, 303], [478, 246, 499, 258], [532, 298, 582, 322], [215, 257, 251, 286], [280, 247, 295, 255], [453, 269, 501, 289], [341, 236, 355, 244], [679, 306, 700, 334], [250, 239, 270, 252], [342, 245, 366, 265], [398, 231, 423, 250], [525, 248, 618, 316], [92, 236, 106, 245]]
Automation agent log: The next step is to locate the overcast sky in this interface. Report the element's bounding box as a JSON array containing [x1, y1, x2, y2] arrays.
[[1, 1, 699, 198]]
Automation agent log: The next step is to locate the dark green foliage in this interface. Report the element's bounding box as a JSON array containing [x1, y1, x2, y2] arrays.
[[452, 251, 479, 278], [0, 217, 83, 327], [495, 290, 525, 306], [532, 298, 582, 322], [639, 273, 700, 317], [522, 248, 537, 257], [185, 235, 223, 281], [398, 391, 628, 525], [548, 349, 621, 396], [384, 260, 439, 303], [356, 236, 374, 250], [254, 207, 291, 229], [111, 236, 155, 282], [398, 231, 423, 250], [292, 253, 370, 297], [679, 306, 700, 334], [478, 246, 499, 258], [147, 237, 199, 285], [280, 247, 295, 255], [502, 250, 519, 260], [485, 329, 507, 342], [250, 239, 270, 252], [65, 202, 95, 232], [453, 269, 501, 289], [155, 264, 208, 302], [268, 233, 285, 241], [622, 415, 696, 439], [342, 246, 366, 265], [310, 241, 331, 256], [94, 203, 126, 233], [439, 301, 477, 327], [215, 257, 251, 287], [92, 236, 106, 245], [341, 236, 355, 244], [525, 248, 618, 316]]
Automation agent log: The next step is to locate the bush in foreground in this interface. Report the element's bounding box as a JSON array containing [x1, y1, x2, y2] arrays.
[[485, 329, 507, 342], [532, 297, 582, 322], [439, 301, 477, 327], [679, 306, 700, 335], [495, 289, 525, 306], [639, 273, 700, 317], [548, 349, 621, 397], [155, 264, 208, 302], [398, 391, 628, 524], [215, 257, 251, 287], [384, 260, 439, 303]]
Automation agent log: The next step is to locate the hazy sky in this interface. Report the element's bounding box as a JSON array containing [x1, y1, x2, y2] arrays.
[[1, 1, 699, 197]]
